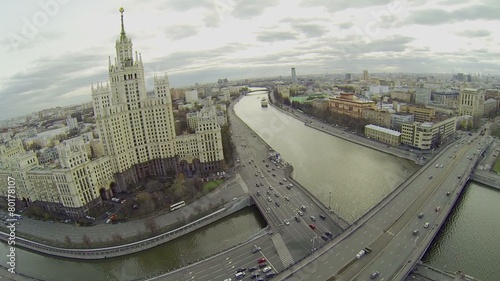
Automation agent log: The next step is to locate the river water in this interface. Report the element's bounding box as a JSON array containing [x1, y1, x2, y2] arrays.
[[1, 91, 498, 281]]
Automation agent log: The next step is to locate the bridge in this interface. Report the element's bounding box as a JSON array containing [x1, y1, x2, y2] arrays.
[[148, 100, 490, 280]]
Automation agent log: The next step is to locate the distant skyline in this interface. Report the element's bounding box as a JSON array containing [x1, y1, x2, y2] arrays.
[[1, 0, 500, 120]]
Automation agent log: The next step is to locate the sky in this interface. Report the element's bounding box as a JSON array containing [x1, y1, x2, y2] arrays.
[[1, 0, 500, 120]]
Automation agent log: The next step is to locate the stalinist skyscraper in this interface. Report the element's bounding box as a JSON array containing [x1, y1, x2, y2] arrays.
[[92, 8, 224, 192]]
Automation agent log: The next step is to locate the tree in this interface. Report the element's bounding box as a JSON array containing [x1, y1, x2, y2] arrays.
[[136, 191, 155, 215], [82, 234, 91, 246], [144, 218, 159, 234], [111, 233, 123, 243]]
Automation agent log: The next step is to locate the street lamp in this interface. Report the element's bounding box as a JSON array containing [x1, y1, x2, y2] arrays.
[[328, 191, 332, 210]]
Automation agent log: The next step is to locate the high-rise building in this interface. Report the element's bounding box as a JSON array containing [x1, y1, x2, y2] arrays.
[[91, 8, 223, 191], [363, 70, 369, 81], [414, 83, 431, 105], [345, 73, 352, 80], [457, 73, 464, 81], [291, 67, 297, 85], [458, 88, 485, 117]]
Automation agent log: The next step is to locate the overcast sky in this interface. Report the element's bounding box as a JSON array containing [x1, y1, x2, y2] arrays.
[[1, 0, 499, 120]]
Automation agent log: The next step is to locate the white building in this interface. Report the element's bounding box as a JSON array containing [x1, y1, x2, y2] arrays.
[[185, 89, 199, 103], [458, 88, 485, 117], [66, 116, 78, 130]]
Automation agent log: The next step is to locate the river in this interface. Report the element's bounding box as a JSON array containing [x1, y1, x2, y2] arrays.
[[2, 91, 498, 281]]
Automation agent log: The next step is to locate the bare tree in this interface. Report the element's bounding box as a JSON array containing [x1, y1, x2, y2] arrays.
[[111, 233, 123, 243], [144, 218, 159, 234], [82, 234, 91, 246]]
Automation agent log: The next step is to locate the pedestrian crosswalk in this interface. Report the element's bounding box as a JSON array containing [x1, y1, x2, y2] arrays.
[[271, 233, 294, 268]]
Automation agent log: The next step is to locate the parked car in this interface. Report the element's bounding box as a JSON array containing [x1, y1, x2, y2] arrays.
[[370, 271, 380, 279], [309, 224, 316, 230], [319, 214, 326, 220], [310, 216, 316, 221]]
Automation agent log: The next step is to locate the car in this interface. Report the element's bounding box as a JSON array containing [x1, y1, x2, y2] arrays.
[[262, 266, 272, 273], [429, 175, 433, 179], [260, 175, 264, 178], [258, 258, 266, 264], [267, 197, 272, 202], [249, 267, 258, 272], [256, 278, 264, 281], [251, 247, 261, 253], [251, 272, 260, 279], [370, 271, 380, 279], [300, 205, 306, 211], [269, 186, 273, 190], [285, 196, 290, 201], [413, 229, 419, 236], [298, 211, 304, 216], [275, 201, 280, 207], [435, 206, 440, 212], [256, 183, 259, 187], [255, 173, 258, 177], [309, 224, 316, 230], [325, 231, 333, 237], [235, 272, 245, 279], [458, 175, 461, 178], [446, 191, 451, 196], [272, 173, 276, 177], [105, 219, 111, 224], [418, 213, 424, 219], [224, 278, 232, 281], [274, 193, 279, 197], [319, 214, 326, 220], [266, 191, 271, 195], [424, 222, 429, 228], [256, 191, 261, 196], [236, 268, 247, 273], [258, 263, 267, 268], [320, 234, 328, 241], [279, 181, 283, 185], [294, 216, 300, 222], [440, 164, 444, 168], [283, 177, 287, 181], [310, 216, 316, 221], [260, 182, 264, 186], [266, 207, 270, 213], [284, 219, 289, 225], [265, 272, 276, 278]]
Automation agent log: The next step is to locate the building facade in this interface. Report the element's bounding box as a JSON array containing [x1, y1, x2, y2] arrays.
[[364, 124, 401, 146], [362, 109, 392, 128], [328, 93, 375, 118], [401, 117, 456, 150], [458, 88, 485, 117]]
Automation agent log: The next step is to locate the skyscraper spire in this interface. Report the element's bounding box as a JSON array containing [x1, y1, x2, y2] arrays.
[[119, 7, 126, 41]]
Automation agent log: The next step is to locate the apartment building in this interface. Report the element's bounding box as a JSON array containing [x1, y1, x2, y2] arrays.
[[400, 105, 436, 122]]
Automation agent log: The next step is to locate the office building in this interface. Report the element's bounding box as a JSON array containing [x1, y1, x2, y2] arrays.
[[328, 93, 376, 118], [363, 70, 369, 81], [415, 83, 431, 105], [401, 117, 456, 150], [291, 68, 298, 85], [458, 88, 485, 117], [364, 124, 401, 146]]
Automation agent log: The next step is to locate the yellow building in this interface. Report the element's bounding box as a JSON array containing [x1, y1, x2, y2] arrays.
[[328, 93, 375, 118], [400, 105, 436, 122], [401, 117, 456, 150], [365, 124, 401, 146]]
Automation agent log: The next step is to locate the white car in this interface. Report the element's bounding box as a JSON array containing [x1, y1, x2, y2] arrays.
[[424, 222, 429, 228], [262, 266, 272, 273], [284, 219, 289, 225]]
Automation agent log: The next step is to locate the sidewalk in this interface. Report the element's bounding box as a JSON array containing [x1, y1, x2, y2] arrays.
[[1, 174, 248, 246]]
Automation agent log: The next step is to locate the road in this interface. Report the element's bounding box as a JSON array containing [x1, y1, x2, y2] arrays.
[[150, 96, 346, 281], [274, 130, 491, 281]]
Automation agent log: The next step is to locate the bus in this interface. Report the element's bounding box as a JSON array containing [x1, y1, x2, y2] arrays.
[[170, 201, 186, 211]]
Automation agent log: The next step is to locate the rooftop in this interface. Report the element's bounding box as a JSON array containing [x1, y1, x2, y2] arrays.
[[366, 124, 401, 136]]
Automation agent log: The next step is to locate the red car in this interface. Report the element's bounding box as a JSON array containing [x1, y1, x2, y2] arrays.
[[309, 224, 316, 230], [258, 258, 266, 264]]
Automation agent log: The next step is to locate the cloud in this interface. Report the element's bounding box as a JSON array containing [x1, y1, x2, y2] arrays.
[[256, 30, 299, 42], [299, 0, 396, 13], [338, 22, 354, 29], [165, 25, 199, 40], [409, 4, 500, 25], [163, 0, 213, 11], [454, 29, 491, 38], [231, 0, 281, 19]]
